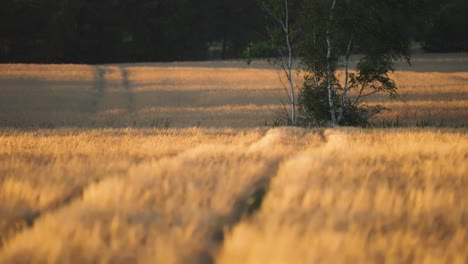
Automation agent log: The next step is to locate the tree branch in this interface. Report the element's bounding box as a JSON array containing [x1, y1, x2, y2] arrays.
[[358, 90, 379, 98], [353, 81, 367, 105], [259, 2, 287, 33], [261, 0, 295, 125]]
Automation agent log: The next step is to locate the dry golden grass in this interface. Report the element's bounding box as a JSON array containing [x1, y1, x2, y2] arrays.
[[218, 129, 468, 264], [0, 53, 466, 128], [367, 71, 468, 125], [0, 54, 467, 263], [0, 127, 466, 263], [0, 127, 318, 263]]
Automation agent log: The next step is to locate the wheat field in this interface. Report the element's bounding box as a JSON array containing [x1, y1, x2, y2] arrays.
[[0, 53, 467, 127], [0, 54, 467, 263]]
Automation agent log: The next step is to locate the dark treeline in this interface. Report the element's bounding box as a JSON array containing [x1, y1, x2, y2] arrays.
[[0, 0, 267, 63], [0, 0, 466, 64]]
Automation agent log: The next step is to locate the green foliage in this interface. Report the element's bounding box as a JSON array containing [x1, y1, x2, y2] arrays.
[[354, 55, 398, 97], [1, 0, 466, 62], [298, 78, 337, 127], [295, 0, 411, 127], [0, 0, 267, 63], [298, 77, 387, 127], [242, 42, 277, 65], [243, 0, 301, 66], [248, 0, 415, 127]]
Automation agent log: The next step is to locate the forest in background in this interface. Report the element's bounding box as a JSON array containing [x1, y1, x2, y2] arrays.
[[0, 0, 467, 64]]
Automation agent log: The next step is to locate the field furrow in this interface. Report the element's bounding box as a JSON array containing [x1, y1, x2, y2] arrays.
[[0, 128, 323, 263], [218, 129, 468, 263], [0, 57, 467, 263], [0, 128, 267, 251]]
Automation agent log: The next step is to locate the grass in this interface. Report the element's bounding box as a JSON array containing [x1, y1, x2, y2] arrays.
[[0, 128, 466, 263], [0, 53, 467, 263], [218, 129, 468, 264], [0, 127, 316, 262], [0, 53, 467, 128]]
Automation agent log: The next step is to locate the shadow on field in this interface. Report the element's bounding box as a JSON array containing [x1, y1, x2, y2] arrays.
[[118, 65, 136, 113], [116, 53, 468, 73], [0, 54, 466, 128], [92, 66, 107, 113]]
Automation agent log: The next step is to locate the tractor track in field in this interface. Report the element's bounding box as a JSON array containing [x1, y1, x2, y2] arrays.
[[210, 128, 329, 262], [92, 66, 107, 114], [119, 65, 136, 113], [91, 65, 136, 115], [1, 129, 326, 263], [0, 182, 93, 250], [0, 151, 183, 252], [0, 148, 282, 263]]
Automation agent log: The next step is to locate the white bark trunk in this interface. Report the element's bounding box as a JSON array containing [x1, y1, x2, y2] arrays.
[[326, 0, 338, 126], [261, 0, 296, 125], [284, 0, 295, 125]]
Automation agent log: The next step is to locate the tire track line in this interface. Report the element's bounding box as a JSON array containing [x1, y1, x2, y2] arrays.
[[0, 151, 185, 252], [118, 66, 136, 113]]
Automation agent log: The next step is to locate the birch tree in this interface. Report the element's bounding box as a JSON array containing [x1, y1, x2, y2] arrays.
[[244, 0, 299, 125], [298, 0, 413, 127]]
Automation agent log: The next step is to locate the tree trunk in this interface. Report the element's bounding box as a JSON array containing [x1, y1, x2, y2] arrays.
[[284, 0, 295, 125], [261, 0, 296, 125], [326, 0, 338, 126]]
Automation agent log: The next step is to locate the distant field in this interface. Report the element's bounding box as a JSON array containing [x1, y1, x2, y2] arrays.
[[0, 54, 467, 263], [0, 53, 467, 128]]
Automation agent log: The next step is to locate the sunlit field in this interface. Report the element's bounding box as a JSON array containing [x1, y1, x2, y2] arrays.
[[0, 54, 467, 263], [219, 129, 467, 264], [0, 53, 467, 127]]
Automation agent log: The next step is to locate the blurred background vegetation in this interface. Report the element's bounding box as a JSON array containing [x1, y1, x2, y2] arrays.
[[0, 0, 466, 63]]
